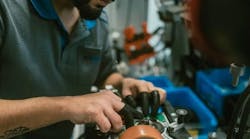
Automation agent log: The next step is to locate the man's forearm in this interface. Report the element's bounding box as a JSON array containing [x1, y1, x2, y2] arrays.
[[0, 97, 67, 138]]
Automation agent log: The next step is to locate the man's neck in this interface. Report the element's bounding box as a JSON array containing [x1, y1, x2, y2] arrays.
[[52, 0, 80, 34]]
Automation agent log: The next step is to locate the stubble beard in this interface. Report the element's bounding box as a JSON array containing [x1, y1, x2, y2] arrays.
[[72, 0, 103, 20]]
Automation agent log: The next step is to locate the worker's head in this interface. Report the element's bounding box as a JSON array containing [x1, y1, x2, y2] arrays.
[[72, 0, 114, 20]]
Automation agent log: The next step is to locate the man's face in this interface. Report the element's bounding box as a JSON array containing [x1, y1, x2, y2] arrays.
[[72, 0, 113, 20]]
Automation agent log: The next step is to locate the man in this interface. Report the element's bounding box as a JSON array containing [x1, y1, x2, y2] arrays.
[[0, 0, 166, 139]]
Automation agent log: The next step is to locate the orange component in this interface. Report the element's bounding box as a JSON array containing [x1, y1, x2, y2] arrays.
[[123, 22, 155, 65], [142, 22, 151, 40], [120, 125, 163, 139], [124, 25, 136, 41]]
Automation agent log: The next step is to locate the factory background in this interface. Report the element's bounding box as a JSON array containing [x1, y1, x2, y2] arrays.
[[72, 0, 250, 138]]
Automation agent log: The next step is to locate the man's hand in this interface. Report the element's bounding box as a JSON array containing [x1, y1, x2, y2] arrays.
[[0, 91, 125, 138], [63, 90, 125, 133], [121, 78, 166, 116]]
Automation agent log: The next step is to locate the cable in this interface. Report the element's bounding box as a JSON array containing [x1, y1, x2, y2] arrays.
[[228, 86, 250, 139]]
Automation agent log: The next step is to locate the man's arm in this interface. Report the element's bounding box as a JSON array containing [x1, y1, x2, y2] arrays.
[[0, 91, 125, 139], [103, 72, 124, 89], [0, 97, 67, 138]]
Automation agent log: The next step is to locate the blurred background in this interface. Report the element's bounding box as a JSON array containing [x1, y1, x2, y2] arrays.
[[102, 0, 250, 138]]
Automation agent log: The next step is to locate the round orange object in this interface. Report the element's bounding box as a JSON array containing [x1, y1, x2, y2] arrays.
[[119, 125, 163, 139]]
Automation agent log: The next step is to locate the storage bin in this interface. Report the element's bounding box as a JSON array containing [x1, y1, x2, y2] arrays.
[[166, 87, 218, 139], [195, 68, 250, 117], [139, 75, 175, 89]]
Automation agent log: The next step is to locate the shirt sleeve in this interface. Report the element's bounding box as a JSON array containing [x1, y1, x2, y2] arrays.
[[94, 12, 118, 86], [94, 38, 118, 87]]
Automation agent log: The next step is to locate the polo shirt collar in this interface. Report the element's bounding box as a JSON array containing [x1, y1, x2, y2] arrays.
[[30, 0, 58, 20], [30, 0, 97, 30]]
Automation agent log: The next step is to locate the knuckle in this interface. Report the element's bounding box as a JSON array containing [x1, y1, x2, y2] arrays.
[[105, 90, 115, 97], [140, 80, 147, 85], [86, 106, 99, 116], [112, 102, 122, 112], [147, 82, 154, 86]]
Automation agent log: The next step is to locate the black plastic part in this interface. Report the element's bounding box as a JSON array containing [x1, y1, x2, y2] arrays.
[[176, 109, 187, 124], [162, 101, 176, 124], [168, 127, 192, 139], [80, 123, 109, 139], [118, 105, 134, 128], [118, 104, 143, 128], [139, 92, 150, 116], [124, 95, 137, 108], [228, 86, 250, 139], [152, 121, 165, 133], [150, 90, 161, 117]]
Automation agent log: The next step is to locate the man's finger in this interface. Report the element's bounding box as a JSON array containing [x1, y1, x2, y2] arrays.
[[122, 88, 133, 97], [104, 108, 123, 132], [146, 82, 155, 91], [155, 87, 167, 103], [95, 112, 111, 133], [136, 81, 151, 93]]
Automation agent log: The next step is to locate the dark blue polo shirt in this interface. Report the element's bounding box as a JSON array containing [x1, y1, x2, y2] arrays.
[[0, 0, 117, 138], [30, 0, 98, 49]]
